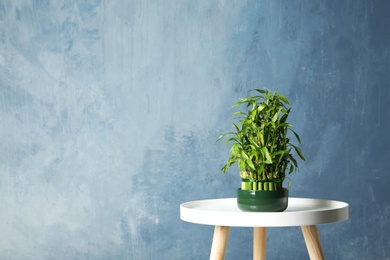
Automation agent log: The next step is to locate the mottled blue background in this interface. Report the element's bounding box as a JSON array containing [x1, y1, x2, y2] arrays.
[[1, 1, 389, 259]]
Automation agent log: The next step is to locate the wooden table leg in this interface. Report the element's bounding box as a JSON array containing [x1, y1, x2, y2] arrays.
[[301, 225, 325, 260], [253, 227, 267, 260], [210, 226, 230, 260]]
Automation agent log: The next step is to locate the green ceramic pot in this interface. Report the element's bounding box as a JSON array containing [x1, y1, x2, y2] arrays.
[[236, 188, 288, 212]]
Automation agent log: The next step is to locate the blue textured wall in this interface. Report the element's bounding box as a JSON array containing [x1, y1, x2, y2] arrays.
[[1, 1, 389, 259]]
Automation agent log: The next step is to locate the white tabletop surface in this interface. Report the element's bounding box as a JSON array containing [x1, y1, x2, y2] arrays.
[[180, 198, 349, 227]]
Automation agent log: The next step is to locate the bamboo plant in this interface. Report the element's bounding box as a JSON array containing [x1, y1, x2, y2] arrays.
[[217, 89, 305, 191]]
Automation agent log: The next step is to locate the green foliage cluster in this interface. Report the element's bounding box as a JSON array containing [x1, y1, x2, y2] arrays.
[[217, 89, 305, 190]]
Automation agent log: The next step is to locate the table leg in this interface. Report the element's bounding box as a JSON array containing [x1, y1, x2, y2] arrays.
[[253, 227, 267, 260], [210, 226, 230, 260], [301, 225, 325, 260]]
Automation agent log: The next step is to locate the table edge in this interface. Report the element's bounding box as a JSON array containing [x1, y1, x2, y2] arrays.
[[180, 197, 349, 227]]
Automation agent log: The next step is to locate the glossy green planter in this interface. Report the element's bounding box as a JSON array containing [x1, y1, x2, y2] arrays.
[[237, 188, 288, 212]]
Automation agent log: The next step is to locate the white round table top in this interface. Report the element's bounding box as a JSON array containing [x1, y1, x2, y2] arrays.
[[180, 197, 349, 227]]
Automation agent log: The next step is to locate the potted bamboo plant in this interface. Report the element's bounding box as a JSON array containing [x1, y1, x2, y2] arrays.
[[217, 89, 305, 212]]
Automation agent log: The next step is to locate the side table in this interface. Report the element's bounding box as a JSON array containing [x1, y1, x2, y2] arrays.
[[180, 198, 349, 260]]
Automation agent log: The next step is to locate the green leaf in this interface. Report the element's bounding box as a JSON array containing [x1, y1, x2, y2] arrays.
[[241, 150, 249, 160], [252, 89, 268, 94], [291, 144, 305, 160], [216, 132, 230, 142], [276, 123, 293, 129], [258, 103, 266, 113], [238, 160, 246, 170], [272, 108, 281, 122], [250, 110, 256, 121], [226, 138, 242, 147], [290, 156, 298, 168], [257, 132, 264, 146], [291, 129, 302, 144], [230, 143, 238, 154], [247, 159, 255, 170], [275, 93, 290, 105], [261, 147, 272, 164], [233, 111, 247, 116], [256, 163, 265, 176], [233, 100, 245, 107]]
